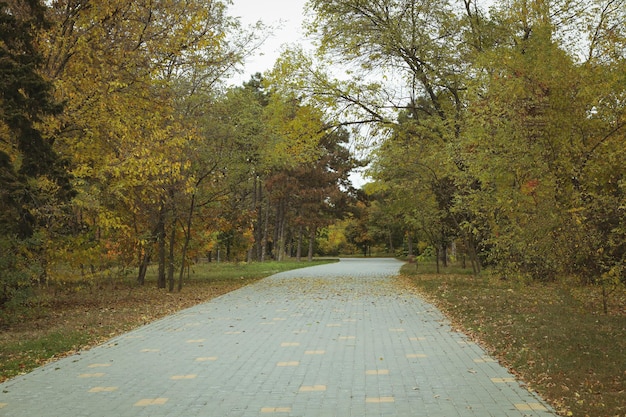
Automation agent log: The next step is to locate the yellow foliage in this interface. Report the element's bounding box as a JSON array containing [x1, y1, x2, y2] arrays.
[[263, 94, 326, 167]]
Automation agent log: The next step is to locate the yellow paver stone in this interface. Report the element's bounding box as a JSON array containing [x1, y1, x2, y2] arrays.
[[491, 378, 516, 383], [515, 403, 548, 411], [280, 342, 301, 347], [304, 350, 326, 355], [0, 403, 7, 408], [186, 339, 206, 343], [171, 374, 198, 380], [88, 364, 111, 368], [406, 354, 428, 358], [299, 385, 327, 392], [261, 407, 292, 413], [366, 370, 390, 375], [140, 349, 160, 352], [338, 336, 356, 340], [78, 373, 105, 378], [366, 397, 395, 403], [389, 328, 405, 332], [89, 387, 118, 393], [410, 337, 426, 341], [196, 357, 218, 362], [277, 361, 300, 367], [134, 398, 168, 406], [474, 357, 497, 363]]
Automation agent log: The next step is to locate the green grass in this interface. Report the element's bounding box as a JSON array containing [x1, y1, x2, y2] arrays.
[[181, 259, 337, 282], [1, 331, 91, 376], [400, 262, 626, 417]]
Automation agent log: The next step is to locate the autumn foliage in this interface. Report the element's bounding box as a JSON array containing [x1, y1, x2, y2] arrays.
[[301, 0, 625, 292], [0, 1, 360, 308]]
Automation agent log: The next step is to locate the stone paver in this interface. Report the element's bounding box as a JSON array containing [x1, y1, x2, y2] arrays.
[[0, 258, 555, 416]]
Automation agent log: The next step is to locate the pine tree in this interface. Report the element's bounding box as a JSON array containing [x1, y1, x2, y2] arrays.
[[0, 0, 72, 237]]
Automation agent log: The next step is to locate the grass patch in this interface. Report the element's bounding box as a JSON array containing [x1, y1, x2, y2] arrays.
[[399, 262, 626, 417], [0, 259, 335, 382], [181, 259, 337, 282]]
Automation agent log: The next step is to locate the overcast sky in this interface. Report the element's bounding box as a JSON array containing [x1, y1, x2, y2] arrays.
[[228, 0, 311, 85]]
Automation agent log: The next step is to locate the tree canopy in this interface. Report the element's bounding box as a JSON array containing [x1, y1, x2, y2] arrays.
[[302, 0, 625, 286]]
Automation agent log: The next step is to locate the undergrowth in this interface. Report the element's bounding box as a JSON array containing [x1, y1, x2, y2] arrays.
[[400, 263, 625, 417]]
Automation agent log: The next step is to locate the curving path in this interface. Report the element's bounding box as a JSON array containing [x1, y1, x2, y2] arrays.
[[0, 258, 554, 416]]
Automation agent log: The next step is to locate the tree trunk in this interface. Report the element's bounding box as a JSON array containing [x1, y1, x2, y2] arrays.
[[296, 225, 303, 261], [137, 221, 160, 285], [285, 240, 292, 260], [261, 203, 269, 262], [273, 201, 282, 260], [178, 194, 195, 292], [157, 206, 166, 289], [468, 233, 481, 274], [135, 217, 145, 285], [167, 220, 175, 292], [277, 202, 286, 261], [137, 250, 150, 286], [255, 176, 263, 261], [602, 281, 609, 315], [407, 232, 414, 257], [308, 226, 316, 262]]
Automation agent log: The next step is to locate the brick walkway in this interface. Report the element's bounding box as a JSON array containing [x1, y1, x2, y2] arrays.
[[0, 258, 554, 416]]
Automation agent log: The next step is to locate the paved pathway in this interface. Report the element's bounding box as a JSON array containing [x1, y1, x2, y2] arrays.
[[0, 258, 554, 416]]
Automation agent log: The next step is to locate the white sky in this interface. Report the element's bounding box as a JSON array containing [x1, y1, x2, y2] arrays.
[[227, 0, 496, 84], [228, 0, 311, 85]]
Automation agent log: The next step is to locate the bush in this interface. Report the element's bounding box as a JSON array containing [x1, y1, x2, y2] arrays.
[[0, 237, 35, 317]]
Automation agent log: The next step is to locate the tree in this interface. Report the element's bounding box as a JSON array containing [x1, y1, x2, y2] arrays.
[[304, 0, 469, 133], [286, 126, 358, 261], [0, 0, 75, 305], [302, 0, 485, 268], [36, 0, 246, 288], [306, 0, 625, 288], [459, 0, 626, 282], [344, 198, 375, 257], [0, 0, 72, 237]]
